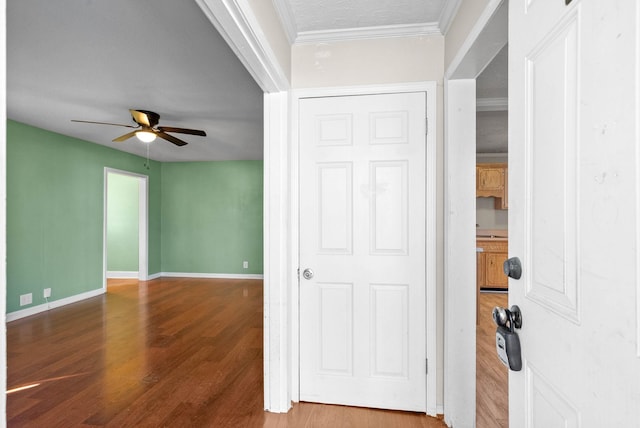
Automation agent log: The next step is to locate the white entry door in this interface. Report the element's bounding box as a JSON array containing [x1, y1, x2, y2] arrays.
[[299, 92, 426, 411], [509, 1, 640, 426]]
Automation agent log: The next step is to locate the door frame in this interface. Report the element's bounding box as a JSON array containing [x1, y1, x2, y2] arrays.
[[443, 0, 508, 426], [291, 82, 438, 415], [102, 167, 149, 289]]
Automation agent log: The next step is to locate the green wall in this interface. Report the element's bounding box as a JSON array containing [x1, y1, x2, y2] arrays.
[[106, 172, 139, 272], [7, 120, 162, 313], [7, 120, 264, 315], [161, 161, 263, 275]]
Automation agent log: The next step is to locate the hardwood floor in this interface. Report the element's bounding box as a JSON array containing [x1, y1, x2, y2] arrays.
[[7, 278, 446, 427], [476, 291, 509, 428]]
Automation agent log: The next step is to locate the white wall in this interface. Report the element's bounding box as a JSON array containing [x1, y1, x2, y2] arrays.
[[476, 197, 507, 229], [292, 35, 444, 87]]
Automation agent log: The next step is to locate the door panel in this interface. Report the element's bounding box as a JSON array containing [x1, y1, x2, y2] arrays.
[[318, 163, 353, 253], [299, 92, 426, 411], [370, 161, 408, 254], [525, 9, 579, 321], [509, 1, 640, 425]]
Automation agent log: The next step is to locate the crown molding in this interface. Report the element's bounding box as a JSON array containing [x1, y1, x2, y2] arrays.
[[438, 0, 462, 36], [476, 97, 508, 111], [270, 1, 460, 45], [294, 22, 441, 44], [195, 0, 290, 92], [272, 0, 298, 44]]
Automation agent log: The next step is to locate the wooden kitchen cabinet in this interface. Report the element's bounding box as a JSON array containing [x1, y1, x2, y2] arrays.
[[476, 239, 508, 290], [476, 163, 507, 209]]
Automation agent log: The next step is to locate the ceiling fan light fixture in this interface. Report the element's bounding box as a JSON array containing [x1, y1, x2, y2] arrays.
[[136, 130, 156, 143]]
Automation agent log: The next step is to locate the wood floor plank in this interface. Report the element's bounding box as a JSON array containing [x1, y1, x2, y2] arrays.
[[8, 277, 446, 427], [476, 291, 509, 428]]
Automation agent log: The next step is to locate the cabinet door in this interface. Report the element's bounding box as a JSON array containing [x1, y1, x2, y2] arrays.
[[477, 167, 504, 192], [484, 252, 508, 288]]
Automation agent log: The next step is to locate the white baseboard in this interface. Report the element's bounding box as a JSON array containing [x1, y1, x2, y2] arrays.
[[7, 273, 263, 322], [106, 270, 139, 279], [159, 272, 264, 280], [7, 288, 106, 322]]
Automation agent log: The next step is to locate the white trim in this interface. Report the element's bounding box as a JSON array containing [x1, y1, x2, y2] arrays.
[[103, 168, 149, 292], [272, 1, 462, 45], [438, 0, 463, 36], [147, 272, 162, 281], [138, 174, 149, 281], [291, 82, 440, 99], [106, 271, 139, 279], [6, 288, 105, 323], [637, 0, 640, 358], [271, 0, 298, 44], [290, 82, 438, 416], [477, 97, 508, 111], [263, 92, 292, 413], [159, 272, 264, 280], [443, 79, 478, 428], [445, 0, 506, 80], [424, 83, 439, 417], [195, 0, 290, 92], [8, 273, 262, 323], [295, 23, 441, 44]]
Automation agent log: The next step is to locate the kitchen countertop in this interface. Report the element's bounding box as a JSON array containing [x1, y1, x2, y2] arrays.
[[476, 229, 508, 241]]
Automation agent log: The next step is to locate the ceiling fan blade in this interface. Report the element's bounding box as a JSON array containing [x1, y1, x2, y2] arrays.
[[71, 119, 138, 129], [130, 109, 159, 127], [157, 126, 206, 136], [156, 131, 188, 146], [112, 131, 138, 142]]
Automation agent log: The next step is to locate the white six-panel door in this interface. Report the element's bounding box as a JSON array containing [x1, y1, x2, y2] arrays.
[[298, 93, 427, 411], [509, 0, 640, 425]]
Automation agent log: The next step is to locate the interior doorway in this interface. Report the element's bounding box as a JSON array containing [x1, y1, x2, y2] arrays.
[[443, 1, 508, 426], [103, 168, 149, 290], [474, 43, 509, 427]]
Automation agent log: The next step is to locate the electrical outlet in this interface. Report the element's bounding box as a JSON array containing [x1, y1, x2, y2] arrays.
[[243, 261, 249, 269], [20, 293, 32, 306], [44, 288, 51, 298]]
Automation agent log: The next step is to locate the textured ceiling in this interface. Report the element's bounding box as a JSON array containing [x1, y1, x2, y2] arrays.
[[290, 0, 447, 32]]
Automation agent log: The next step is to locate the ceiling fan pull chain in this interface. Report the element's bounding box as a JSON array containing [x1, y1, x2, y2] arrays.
[[144, 143, 151, 170]]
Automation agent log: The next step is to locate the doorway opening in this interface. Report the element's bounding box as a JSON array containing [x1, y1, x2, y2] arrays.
[[474, 42, 509, 427], [103, 168, 149, 290], [443, 1, 508, 426]]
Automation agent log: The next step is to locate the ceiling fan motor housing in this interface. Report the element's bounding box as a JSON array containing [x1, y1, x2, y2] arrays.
[[132, 109, 160, 127]]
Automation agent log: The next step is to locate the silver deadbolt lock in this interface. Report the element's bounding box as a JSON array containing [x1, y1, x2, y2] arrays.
[[493, 305, 523, 371], [302, 268, 314, 280]]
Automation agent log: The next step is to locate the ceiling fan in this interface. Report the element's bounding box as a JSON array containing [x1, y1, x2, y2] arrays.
[[72, 109, 206, 146]]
